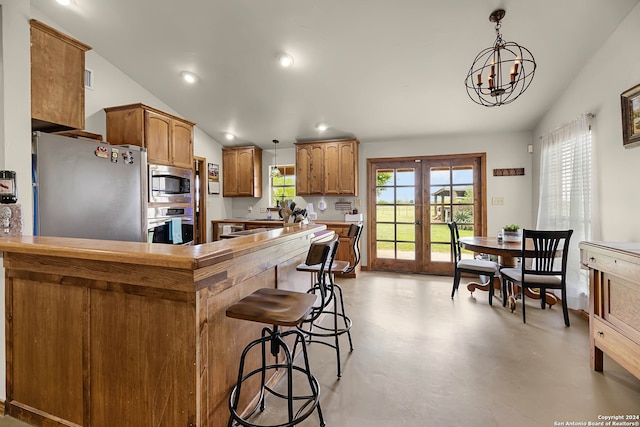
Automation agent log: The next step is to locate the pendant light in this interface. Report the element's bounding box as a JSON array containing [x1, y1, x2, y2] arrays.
[[464, 9, 536, 107], [270, 139, 281, 178]]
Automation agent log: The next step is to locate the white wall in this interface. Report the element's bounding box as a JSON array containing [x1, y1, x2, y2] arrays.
[[532, 2, 640, 242]]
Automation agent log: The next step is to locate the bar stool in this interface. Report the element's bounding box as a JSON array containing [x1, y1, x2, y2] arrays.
[[296, 235, 354, 378], [226, 286, 326, 427]]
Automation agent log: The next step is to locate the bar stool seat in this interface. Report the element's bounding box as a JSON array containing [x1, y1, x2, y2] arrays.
[[296, 236, 354, 378], [226, 287, 326, 427]]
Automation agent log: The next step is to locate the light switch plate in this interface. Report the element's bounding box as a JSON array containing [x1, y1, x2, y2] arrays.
[[492, 197, 505, 205]]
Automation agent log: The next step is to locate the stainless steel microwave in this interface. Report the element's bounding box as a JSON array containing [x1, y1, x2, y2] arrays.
[[148, 164, 192, 204]]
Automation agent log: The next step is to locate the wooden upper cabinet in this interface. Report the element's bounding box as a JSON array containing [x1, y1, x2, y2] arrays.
[[30, 19, 92, 132], [222, 146, 263, 197], [145, 111, 171, 164], [295, 143, 324, 196], [104, 103, 195, 169], [295, 138, 359, 196]]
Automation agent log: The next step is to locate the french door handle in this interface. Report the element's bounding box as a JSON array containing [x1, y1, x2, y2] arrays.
[[415, 221, 421, 225]]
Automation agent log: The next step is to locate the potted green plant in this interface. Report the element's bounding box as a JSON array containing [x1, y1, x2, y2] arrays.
[[502, 224, 522, 242]]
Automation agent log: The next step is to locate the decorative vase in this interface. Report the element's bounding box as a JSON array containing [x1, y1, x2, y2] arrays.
[[502, 229, 522, 242]]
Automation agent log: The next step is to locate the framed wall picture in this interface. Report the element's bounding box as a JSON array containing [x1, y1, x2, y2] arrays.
[[208, 163, 220, 194], [621, 83, 640, 148]]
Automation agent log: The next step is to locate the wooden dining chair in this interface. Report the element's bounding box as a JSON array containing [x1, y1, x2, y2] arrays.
[[500, 229, 573, 326], [448, 222, 500, 304]]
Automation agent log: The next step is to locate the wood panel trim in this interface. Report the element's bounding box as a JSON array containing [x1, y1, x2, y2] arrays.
[[30, 19, 91, 52]]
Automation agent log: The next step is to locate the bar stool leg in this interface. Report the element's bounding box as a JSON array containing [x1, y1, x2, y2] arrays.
[[228, 326, 325, 427]]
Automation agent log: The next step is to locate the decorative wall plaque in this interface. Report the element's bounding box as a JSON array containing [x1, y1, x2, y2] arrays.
[[493, 168, 525, 176]]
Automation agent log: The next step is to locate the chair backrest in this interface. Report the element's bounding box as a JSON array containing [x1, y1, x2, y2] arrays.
[[305, 235, 339, 277], [447, 221, 462, 263], [520, 229, 573, 279], [343, 223, 363, 273]]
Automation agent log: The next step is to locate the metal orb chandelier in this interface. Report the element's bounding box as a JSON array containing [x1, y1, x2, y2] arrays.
[[464, 9, 536, 107]]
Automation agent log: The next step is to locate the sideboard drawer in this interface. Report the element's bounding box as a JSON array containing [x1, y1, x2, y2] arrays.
[[592, 316, 640, 379]]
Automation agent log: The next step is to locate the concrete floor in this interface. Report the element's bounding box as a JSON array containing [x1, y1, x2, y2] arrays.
[[1, 271, 639, 426]]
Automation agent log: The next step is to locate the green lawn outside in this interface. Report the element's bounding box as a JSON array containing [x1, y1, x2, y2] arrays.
[[376, 204, 475, 254]]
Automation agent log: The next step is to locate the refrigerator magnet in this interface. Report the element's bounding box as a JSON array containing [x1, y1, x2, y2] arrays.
[[95, 146, 109, 158], [122, 151, 134, 165], [110, 148, 119, 163]]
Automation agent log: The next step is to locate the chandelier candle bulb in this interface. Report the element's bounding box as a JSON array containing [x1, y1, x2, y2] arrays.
[[477, 74, 482, 85]]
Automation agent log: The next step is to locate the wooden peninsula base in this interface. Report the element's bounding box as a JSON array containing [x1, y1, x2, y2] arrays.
[[0, 224, 327, 427]]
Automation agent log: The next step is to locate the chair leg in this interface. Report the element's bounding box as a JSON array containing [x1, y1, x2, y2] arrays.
[[521, 284, 526, 324], [561, 290, 570, 327], [451, 272, 460, 298], [502, 278, 508, 307], [540, 289, 546, 309], [488, 275, 494, 306], [335, 284, 354, 352]]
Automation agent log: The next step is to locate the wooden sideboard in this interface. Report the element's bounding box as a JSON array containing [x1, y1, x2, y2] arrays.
[[0, 225, 326, 427], [579, 241, 640, 380], [211, 219, 362, 277]]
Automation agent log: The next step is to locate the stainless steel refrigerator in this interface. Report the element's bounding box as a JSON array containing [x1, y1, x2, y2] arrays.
[[32, 131, 147, 242]]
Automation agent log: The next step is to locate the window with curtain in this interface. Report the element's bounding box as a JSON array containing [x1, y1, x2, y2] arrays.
[[537, 113, 599, 311], [270, 165, 296, 207]]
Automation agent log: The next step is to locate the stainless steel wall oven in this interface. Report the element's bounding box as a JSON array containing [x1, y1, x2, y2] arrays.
[[147, 206, 194, 245]]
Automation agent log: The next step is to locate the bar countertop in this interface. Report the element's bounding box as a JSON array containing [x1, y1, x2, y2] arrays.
[[0, 223, 327, 270]]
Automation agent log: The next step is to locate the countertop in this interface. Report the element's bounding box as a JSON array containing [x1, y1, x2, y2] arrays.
[[0, 223, 327, 270], [213, 218, 361, 226]]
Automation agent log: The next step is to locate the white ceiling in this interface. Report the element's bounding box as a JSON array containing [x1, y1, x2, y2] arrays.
[[31, 0, 640, 149]]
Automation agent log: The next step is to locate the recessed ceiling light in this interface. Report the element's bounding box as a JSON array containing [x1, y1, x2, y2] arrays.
[[224, 132, 235, 141], [180, 71, 198, 84], [315, 122, 329, 132], [278, 53, 294, 68], [56, 0, 71, 5]]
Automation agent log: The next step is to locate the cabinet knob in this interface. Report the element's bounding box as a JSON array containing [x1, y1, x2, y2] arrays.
[[597, 331, 604, 337], [589, 257, 596, 262]]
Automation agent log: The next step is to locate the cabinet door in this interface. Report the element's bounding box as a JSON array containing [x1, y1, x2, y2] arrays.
[[296, 145, 312, 196], [222, 150, 238, 196], [145, 111, 172, 165], [324, 141, 357, 196], [324, 143, 340, 195], [172, 120, 193, 169], [105, 107, 144, 147], [236, 149, 255, 196], [338, 141, 357, 195], [308, 144, 324, 195], [30, 20, 90, 131]]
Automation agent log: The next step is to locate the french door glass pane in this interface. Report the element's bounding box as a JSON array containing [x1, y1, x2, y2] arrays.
[[431, 243, 452, 262], [396, 206, 415, 223], [397, 242, 415, 260], [375, 167, 416, 261], [430, 165, 475, 262]]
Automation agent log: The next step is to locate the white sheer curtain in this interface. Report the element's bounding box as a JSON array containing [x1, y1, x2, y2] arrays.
[[536, 113, 600, 311]]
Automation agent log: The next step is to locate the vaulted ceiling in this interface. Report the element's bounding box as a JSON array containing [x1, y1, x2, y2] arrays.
[[31, 0, 640, 148]]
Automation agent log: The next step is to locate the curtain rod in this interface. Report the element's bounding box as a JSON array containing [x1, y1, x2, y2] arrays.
[[538, 113, 595, 139]]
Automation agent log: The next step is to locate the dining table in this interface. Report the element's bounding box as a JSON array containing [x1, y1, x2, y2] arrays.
[[458, 236, 558, 309]]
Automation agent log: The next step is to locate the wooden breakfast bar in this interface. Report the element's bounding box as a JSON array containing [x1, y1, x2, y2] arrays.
[[0, 224, 328, 427]]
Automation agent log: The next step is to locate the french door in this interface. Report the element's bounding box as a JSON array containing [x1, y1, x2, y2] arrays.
[[368, 154, 486, 274]]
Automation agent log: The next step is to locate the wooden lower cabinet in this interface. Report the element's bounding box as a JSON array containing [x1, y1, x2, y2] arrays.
[[210, 220, 361, 277], [580, 241, 640, 380]]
